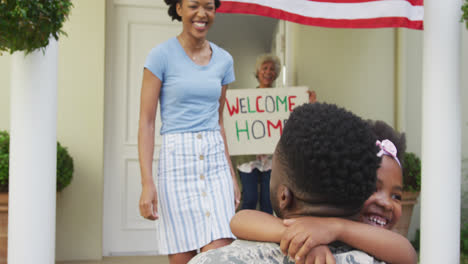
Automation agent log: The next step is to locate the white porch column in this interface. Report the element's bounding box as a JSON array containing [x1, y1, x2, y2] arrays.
[[8, 39, 58, 263], [421, 0, 461, 263]]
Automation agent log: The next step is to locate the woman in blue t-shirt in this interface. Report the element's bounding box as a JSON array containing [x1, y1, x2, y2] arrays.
[[137, 0, 241, 263]]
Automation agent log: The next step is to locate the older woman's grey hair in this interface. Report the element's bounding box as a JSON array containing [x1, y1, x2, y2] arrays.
[[255, 53, 281, 78]]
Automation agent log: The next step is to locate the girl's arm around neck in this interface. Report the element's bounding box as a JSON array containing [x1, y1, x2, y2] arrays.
[[281, 217, 417, 264], [334, 219, 417, 264], [230, 210, 285, 242]]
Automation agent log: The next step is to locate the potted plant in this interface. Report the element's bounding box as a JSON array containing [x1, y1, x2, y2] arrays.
[[0, 130, 74, 259], [393, 152, 421, 237], [402, 152, 421, 193], [0, 130, 74, 192]]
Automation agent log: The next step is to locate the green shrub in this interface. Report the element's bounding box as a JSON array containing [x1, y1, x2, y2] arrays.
[[0, 131, 8, 192], [412, 224, 468, 261], [56, 141, 73, 192], [462, 253, 468, 264], [462, 223, 468, 256], [0, 0, 73, 55], [411, 228, 420, 252], [402, 152, 421, 192], [0, 130, 73, 192], [463, 0, 468, 29]]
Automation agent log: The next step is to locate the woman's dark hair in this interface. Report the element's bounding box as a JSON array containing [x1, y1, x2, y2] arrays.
[[164, 0, 222, 21], [276, 103, 381, 215], [367, 120, 406, 161]]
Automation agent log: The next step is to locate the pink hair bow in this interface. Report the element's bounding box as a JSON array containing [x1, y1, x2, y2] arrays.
[[376, 139, 401, 167]]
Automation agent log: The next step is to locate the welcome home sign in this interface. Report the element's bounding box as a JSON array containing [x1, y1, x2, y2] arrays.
[[223, 87, 309, 155]]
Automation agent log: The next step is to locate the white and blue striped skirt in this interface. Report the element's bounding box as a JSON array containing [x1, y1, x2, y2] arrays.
[[156, 130, 236, 254]]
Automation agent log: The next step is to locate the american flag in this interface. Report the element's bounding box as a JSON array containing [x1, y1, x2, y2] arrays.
[[217, 0, 423, 30]]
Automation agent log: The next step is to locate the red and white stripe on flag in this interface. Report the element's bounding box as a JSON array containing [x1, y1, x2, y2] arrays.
[[217, 0, 423, 30]]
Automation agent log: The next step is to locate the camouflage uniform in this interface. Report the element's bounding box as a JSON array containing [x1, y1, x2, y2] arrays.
[[188, 240, 385, 264]]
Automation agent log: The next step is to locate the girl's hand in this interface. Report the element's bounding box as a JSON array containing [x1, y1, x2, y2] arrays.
[[139, 184, 159, 220], [296, 245, 335, 264], [280, 217, 341, 261]]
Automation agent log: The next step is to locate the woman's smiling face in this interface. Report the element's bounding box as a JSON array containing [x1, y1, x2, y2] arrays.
[[177, 0, 216, 40], [359, 155, 403, 230]]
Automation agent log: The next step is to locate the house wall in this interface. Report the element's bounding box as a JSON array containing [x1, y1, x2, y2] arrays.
[[0, 0, 106, 261], [0, 56, 10, 129], [399, 28, 423, 240], [292, 25, 396, 128], [293, 25, 395, 124], [54, 0, 106, 261], [401, 29, 423, 156]]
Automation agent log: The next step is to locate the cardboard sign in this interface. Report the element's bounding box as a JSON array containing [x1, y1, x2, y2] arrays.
[[224, 86, 309, 155]]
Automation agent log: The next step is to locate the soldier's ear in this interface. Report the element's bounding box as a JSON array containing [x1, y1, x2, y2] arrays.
[[277, 184, 293, 211]]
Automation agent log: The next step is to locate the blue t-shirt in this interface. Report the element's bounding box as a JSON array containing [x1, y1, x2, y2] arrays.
[[144, 37, 235, 135]]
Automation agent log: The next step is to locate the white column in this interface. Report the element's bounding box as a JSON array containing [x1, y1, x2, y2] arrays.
[[421, 0, 461, 263], [8, 39, 58, 264]]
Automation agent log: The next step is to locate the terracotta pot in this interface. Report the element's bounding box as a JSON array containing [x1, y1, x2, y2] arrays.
[[393, 191, 420, 237], [0, 193, 7, 263]]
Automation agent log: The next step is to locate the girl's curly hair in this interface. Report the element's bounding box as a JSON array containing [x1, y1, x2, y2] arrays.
[[164, 0, 222, 21]]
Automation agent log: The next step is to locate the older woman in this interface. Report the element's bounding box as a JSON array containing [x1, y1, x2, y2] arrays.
[[235, 54, 281, 214], [236, 54, 317, 214]]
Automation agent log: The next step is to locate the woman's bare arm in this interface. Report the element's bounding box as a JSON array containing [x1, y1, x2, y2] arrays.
[[138, 69, 161, 220]]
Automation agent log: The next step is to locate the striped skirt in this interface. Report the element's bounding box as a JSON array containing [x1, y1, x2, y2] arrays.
[[156, 130, 236, 254]]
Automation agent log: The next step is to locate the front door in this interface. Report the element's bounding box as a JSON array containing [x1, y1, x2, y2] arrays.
[[103, 0, 181, 256]]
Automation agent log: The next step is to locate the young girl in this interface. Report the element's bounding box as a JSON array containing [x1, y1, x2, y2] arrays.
[[230, 120, 417, 264], [138, 0, 240, 263]]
